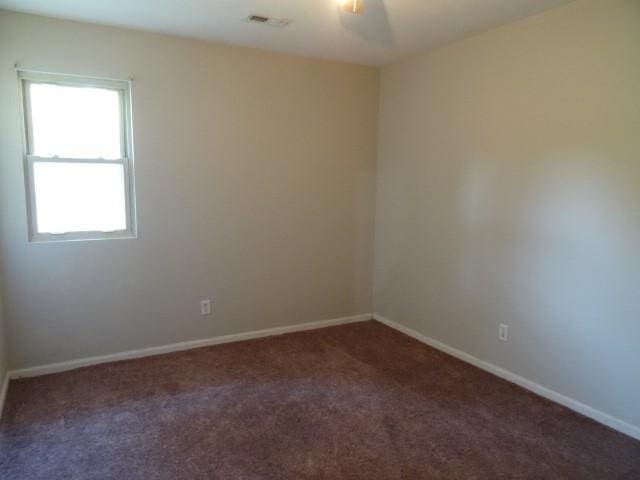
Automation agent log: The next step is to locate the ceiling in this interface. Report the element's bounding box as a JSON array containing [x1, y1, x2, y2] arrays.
[[0, 0, 574, 66]]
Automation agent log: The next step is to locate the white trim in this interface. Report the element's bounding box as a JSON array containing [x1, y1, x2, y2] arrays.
[[18, 70, 137, 243], [17, 69, 130, 90], [0, 372, 9, 420], [9, 314, 373, 379], [373, 313, 640, 442]]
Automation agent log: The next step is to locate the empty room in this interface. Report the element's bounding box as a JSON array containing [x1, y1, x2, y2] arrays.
[[0, 0, 638, 478]]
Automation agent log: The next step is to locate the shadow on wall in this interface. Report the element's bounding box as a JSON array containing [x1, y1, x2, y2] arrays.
[[454, 150, 640, 415], [338, 0, 396, 48]]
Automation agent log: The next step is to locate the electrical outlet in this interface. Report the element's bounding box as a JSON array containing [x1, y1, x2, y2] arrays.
[[498, 324, 508, 341], [200, 299, 211, 316]]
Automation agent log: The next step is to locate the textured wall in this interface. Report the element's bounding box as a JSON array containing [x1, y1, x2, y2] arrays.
[[375, 0, 640, 429], [0, 11, 379, 368]]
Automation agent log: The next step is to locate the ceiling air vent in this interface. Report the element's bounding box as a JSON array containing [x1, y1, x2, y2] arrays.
[[245, 14, 293, 28]]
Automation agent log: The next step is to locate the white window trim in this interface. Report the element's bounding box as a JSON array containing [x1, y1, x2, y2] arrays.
[[18, 70, 137, 243]]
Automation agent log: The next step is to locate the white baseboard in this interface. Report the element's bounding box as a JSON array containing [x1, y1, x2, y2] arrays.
[[9, 311, 637, 441], [0, 372, 9, 419], [373, 313, 640, 442], [9, 313, 372, 379]]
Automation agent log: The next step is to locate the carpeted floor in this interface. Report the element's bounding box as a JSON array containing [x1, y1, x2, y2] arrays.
[[1, 321, 639, 479]]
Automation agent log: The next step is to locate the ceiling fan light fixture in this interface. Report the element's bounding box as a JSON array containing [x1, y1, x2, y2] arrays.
[[339, 0, 364, 15]]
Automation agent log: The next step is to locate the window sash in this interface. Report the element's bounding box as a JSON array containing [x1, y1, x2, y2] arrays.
[[22, 78, 129, 160], [18, 70, 136, 242], [25, 156, 136, 241]]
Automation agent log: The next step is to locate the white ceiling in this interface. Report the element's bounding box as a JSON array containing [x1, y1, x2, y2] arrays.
[[0, 0, 574, 66]]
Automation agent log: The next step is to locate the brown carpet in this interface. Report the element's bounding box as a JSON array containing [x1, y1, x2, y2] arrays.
[[1, 321, 638, 479]]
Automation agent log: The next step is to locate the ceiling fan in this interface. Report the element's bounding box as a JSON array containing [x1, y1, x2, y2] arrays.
[[339, 0, 365, 15]]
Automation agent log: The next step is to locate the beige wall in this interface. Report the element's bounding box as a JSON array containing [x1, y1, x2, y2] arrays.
[[0, 11, 378, 368], [1, 0, 639, 435], [0, 291, 6, 384], [375, 0, 640, 429]]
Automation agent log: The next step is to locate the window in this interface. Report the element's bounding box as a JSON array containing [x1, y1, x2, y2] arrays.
[[19, 71, 136, 242]]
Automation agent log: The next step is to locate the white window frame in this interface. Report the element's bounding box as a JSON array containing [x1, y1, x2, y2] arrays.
[[18, 70, 137, 243]]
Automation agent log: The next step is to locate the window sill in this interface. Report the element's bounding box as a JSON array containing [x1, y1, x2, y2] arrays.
[[29, 231, 138, 244]]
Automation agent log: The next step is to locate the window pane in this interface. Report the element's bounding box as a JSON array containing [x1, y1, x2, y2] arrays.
[[29, 83, 122, 159], [33, 162, 127, 234]]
